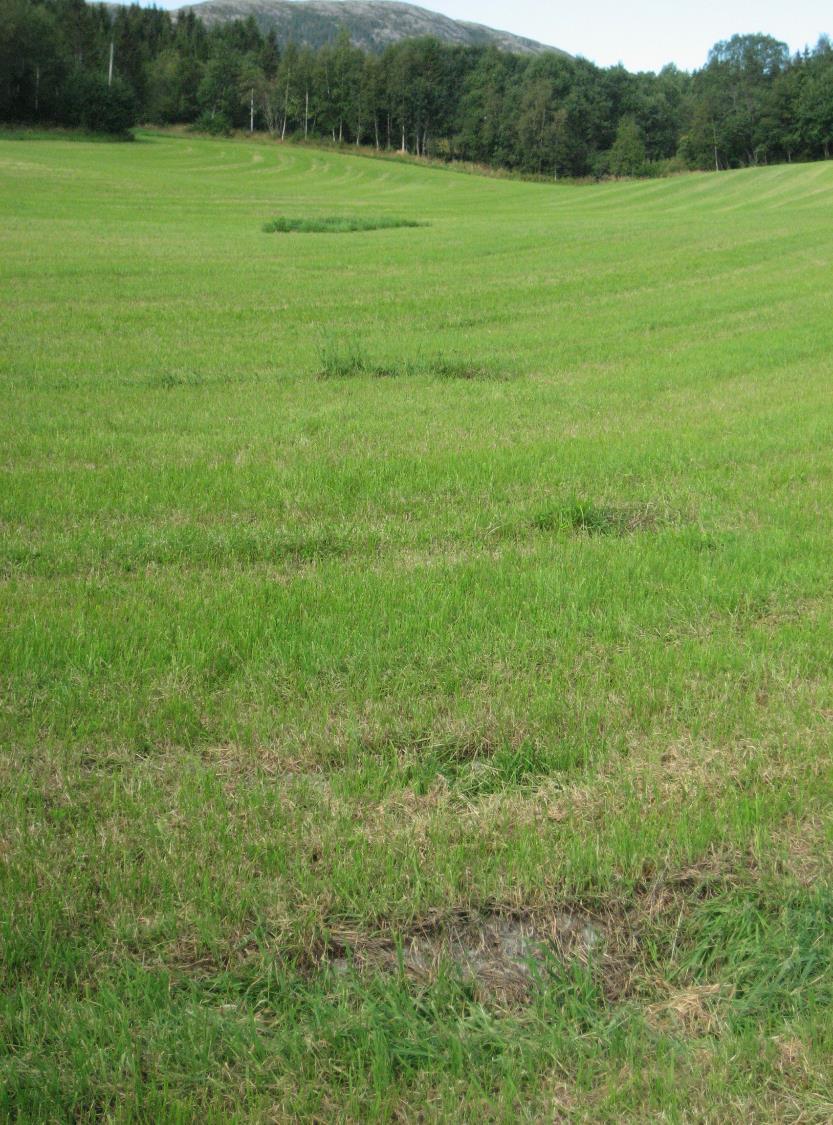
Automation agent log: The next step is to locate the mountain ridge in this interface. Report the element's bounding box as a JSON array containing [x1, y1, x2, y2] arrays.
[[174, 0, 569, 56]]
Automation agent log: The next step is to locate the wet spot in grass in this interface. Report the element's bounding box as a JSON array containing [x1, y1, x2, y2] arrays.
[[316, 855, 765, 1006], [264, 215, 426, 234], [327, 909, 605, 1001]]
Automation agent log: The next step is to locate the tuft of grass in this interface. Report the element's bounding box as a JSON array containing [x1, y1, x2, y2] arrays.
[[533, 499, 664, 536], [426, 359, 500, 380], [398, 739, 577, 798], [263, 215, 425, 234], [316, 337, 373, 378], [146, 370, 205, 389], [317, 339, 503, 380]]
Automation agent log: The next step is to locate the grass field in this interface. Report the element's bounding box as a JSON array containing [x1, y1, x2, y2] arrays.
[[2, 130, 833, 1121]]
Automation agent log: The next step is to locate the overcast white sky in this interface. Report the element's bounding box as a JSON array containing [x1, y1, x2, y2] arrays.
[[443, 1, 831, 71], [134, 0, 833, 73]]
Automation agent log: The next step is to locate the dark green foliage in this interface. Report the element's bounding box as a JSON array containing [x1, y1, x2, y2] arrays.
[[192, 109, 233, 134], [264, 215, 424, 233], [678, 33, 822, 169], [609, 115, 647, 176], [61, 71, 136, 135]]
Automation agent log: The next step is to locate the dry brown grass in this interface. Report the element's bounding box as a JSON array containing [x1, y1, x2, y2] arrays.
[[646, 983, 730, 1035]]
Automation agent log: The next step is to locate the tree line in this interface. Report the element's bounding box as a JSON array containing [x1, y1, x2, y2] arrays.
[[2, 0, 832, 175]]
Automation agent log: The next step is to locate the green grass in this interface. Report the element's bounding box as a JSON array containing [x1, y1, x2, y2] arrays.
[[2, 129, 833, 1120], [263, 214, 426, 233]]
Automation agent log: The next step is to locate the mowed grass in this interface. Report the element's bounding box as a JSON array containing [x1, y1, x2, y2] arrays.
[[2, 131, 833, 1120]]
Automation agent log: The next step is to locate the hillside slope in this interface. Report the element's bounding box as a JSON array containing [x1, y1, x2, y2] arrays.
[[175, 0, 567, 55], [4, 132, 833, 1119]]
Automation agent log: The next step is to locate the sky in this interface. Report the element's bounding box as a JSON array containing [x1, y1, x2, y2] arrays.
[[429, 0, 831, 72], [126, 0, 833, 74]]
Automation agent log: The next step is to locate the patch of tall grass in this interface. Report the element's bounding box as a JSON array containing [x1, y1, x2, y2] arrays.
[[263, 215, 425, 234], [316, 338, 501, 380]]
